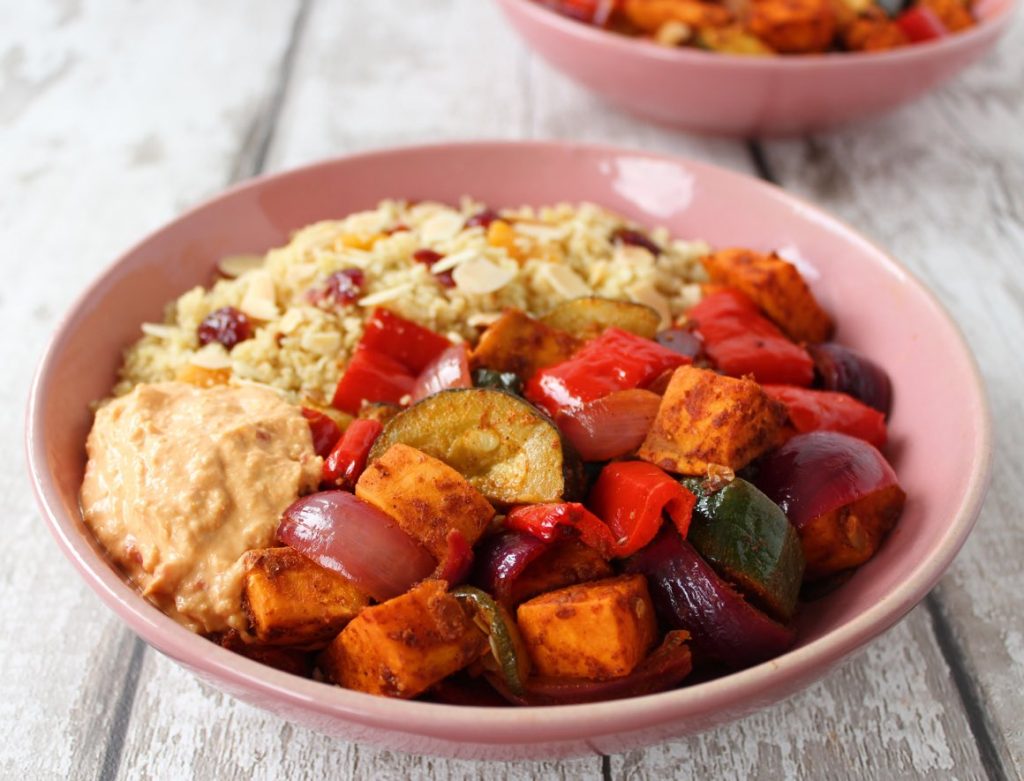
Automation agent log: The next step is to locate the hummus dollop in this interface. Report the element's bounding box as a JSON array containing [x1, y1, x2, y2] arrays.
[[81, 381, 322, 634]]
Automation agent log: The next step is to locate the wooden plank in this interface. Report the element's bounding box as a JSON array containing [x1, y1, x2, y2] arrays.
[[757, 23, 1024, 775], [0, 1, 302, 778]]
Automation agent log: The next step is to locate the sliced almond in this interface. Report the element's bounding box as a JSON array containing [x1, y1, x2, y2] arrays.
[[452, 258, 516, 295], [216, 254, 264, 278], [536, 263, 591, 299], [239, 270, 279, 321], [429, 247, 479, 274], [467, 312, 503, 328], [140, 323, 179, 339], [418, 210, 465, 245], [189, 344, 233, 370], [358, 283, 414, 307]]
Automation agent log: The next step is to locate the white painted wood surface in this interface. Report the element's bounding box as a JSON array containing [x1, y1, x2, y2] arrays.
[[3, 1, 1021, 778]]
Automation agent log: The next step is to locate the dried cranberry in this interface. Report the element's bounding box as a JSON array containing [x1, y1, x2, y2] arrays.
[[197, 307, 253, 349], [612, 228, 661, 256], [413, 248, 444, 266], [465, 209, 500, 229], [309, 268, 365, 307], [436, 270, 456, 288], [655, 328, 704, 360]]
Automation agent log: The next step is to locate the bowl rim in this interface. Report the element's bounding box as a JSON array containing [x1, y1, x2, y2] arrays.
[[26, 139, 993, 745], [497, 0, 1018, 69]]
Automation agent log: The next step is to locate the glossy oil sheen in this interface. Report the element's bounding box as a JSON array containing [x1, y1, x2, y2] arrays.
[[26, 142, 991, 758]]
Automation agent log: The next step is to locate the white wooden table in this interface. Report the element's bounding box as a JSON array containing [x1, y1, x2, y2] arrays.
[[4, 2, 1022, 778]]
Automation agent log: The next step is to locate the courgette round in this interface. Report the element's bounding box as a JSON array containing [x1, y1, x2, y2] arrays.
[[541, 297, 661, 340], [368, 388, 584, 506], [682, 477, 805, 622]]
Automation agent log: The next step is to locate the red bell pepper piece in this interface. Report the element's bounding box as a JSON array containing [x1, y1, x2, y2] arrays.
[[688, 289, 814, 386], [762, 385, 888, 448], [301, 407, 342, 459], [895, 6, 948, 42], [323, 418, 384, 488], [525, 328, 690, 418], [360, 307, 452, 374], [331, 348, 415, 414], [587, 461, 696, 557], [505, 503, 618, 557]]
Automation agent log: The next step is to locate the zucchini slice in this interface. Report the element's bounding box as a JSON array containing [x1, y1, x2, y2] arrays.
[[541, 297, 661, 340], [683, 477, 805, 622], [368, 388, 583, 505]]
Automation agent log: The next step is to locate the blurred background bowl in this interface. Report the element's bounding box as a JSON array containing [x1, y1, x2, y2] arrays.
[[496, 0, 1016, 136], [27, 141, 990, 759]]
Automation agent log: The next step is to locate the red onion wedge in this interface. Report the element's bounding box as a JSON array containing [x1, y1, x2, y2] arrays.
[[487, 630, 693, 706], [278, 490, 436, 602], [808, 343, 893, 417], [753, 431, 906, 580], [411, 343, 472, 402], [557, 389, 661, 462], [471, 530, 550, 605], [624, 526, 796, 670]]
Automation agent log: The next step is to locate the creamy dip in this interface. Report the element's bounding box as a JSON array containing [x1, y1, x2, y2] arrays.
[[81, 381, 322, 634]]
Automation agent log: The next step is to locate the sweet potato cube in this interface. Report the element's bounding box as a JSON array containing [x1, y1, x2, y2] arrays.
[[470, 308, 579, 380], [356, 443, 495, 560], [638, 366, 786, 475], [320, 580, 487, 698], [241, 547, 369, 647], [508, 538, 614, 606], [516, 575, 658, 680], [702, 248, 834, 343]]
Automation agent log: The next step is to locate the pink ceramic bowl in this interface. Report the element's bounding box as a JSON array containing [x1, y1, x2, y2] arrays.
[[496, 0, 1016, 136], [27, 141, 990, 759]]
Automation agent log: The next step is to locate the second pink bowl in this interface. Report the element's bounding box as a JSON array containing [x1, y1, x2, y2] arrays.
[[497, 0, 1016, 136]]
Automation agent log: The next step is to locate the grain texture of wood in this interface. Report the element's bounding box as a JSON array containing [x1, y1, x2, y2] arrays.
[[0, 1, 302, 778], [759, 18, 1024, 776], [4, 0, 1021, 778]]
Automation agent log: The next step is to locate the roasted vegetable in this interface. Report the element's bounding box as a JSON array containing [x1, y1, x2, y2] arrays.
[[368, 388, 584, 505], [241, 547, 369, 647], [502, 537, 614, 605], [217, 630, 313, 678], [525, 328, 690, 419], [356, 443, 495, 561], [638, 366, 787, 475], [754, 431, 905, 580], [470, 309, 579, 380], [746, 0, 837, 53], [763, 384, 887, 447], [701, 248, 834, 343], [808, 342, 892, 416], [516, 575, 658, 680], [323, 418, 383, 488], [278, 491, 436, 603], [541, 297, 662, 340], [686, 288, 814, 386], [452, 586, 531, 696], [301, 407, 343, 460], [683, 478, 804, 622], [320, 580, 487, 699], [623, 0, 734, 31], [488, 630, 693, 705], [556, 389, 662, 462], [625, 526, 796, 669]]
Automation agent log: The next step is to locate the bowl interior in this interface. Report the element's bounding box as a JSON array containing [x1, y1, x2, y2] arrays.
[[29, 142, 989, 745]]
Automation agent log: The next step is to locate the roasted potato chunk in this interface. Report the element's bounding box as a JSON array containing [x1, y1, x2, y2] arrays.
[[320, 580, 487, 698], [701, 248, 834, 343], [541, 297, 662, 340], [638, 366, 787, 475], [517, 575, 658, 680], [801, 483, 906, 580], [470, 309, 579, 380], [356, 443, 495, 560], [508, 538, 615, 606], [241, 547, 369, 647], [624, 0, 735, 31], [746, 0, 837, 53]]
